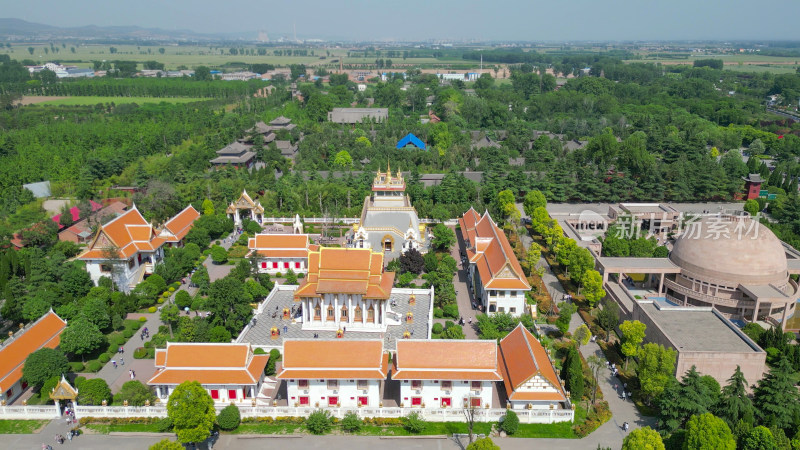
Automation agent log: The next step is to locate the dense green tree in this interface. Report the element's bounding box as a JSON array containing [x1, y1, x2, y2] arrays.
[[207, 277, 252, 333], [76, 378, 112, 405], [637, 343, 677, 405], [581, 270, 606, 307], [753, 357, 800, 429], [657, 366, 716, 433], [114, 380, 156, 406], [22, 348, 69, 390], [564, 347, 585, 401], [596, 299, 619, 340], [399, 248, 425, 274], [683, 413, 736, 450], [59, 317, 106, 362], [167, 381, 216, 444], [741, 426, 777, 450], [622, 426, 665, 450], [620, 320, 646, 369], [715, 366, 756, 428], [431, 224, 456, 250]]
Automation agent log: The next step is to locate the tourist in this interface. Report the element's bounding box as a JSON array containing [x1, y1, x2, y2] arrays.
[[283, 325, 288, 334], [111, 359, 117, 369], [120, 358, 124, 366]]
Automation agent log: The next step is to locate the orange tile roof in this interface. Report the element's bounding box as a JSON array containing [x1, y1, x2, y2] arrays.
[[147, 343, 268, 386], [498, 324, 566, 402], [0, 311, 67, 392], [247, 234, 312, 259], [161, 205, 200, 242], [459, 211, 530, 292], [294, 248, 394, 300], [392, 340, 502, 381], [78, 207, 165, 260], [278, 340, 386, 380]]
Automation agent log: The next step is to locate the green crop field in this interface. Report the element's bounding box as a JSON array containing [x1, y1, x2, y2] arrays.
[[28, 96, 210, 106], [625, 53, 800, 73]]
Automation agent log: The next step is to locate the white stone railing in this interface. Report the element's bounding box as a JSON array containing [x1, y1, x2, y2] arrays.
[[0, 404, 573, 424]]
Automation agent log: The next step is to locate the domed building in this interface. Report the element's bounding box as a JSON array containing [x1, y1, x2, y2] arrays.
[[663, 215, 797, 327]]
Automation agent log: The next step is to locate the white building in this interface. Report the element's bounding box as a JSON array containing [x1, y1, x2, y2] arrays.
[[78, 206, 166, 292], [226, 190, 265, 226], [148, 342, 269, 404], [278, 339, 388, 408], [459, 208, 530, 316], [392, 340, 501, 409], [247, 233, 317, 274], [294, 247, 395, 333], [498, 324, 570, 410]]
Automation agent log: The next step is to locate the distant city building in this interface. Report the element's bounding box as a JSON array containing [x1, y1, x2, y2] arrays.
[[220, 71, 260, 81], [327, 107, 388, 124]]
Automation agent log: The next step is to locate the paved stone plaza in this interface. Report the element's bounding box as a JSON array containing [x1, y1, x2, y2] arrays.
[[238, 286, 433, 350]]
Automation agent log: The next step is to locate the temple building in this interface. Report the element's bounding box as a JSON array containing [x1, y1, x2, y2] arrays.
[[148, 342, 269, 403], [459, 208, 531, 316], [294, 247, 395, 332], [158, 205, 201, 247], [349, 164, 427, 257], [78, 206, 166, 292], [226, 190, 265, 226], [247, 233, 318, 274]]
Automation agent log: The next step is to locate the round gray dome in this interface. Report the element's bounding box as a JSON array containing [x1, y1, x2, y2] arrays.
[[669, 218, 788, 286]]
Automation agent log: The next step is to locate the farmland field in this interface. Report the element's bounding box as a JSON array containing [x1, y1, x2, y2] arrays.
[[0, 44, 449, 70], [22, 96, 210, 106], [625, 53, 800, 73]]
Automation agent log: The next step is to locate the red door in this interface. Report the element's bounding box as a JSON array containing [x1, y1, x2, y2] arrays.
[[358, 396, 368, 406], [441, 397, 451, 407], [210, 389, 219, 400], [328, 396, 339, 406], [299, 396, 309, 406], [261, 262, 267, 269], [228, 390, 237, 400], [470, 397, 481, 407], [411, 397, 422, 407]]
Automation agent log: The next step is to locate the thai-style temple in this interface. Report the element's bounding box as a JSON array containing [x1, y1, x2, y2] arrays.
[[349, 164, 427, 258], [226, 190, 265, 226], [294, 247, 395, 332]]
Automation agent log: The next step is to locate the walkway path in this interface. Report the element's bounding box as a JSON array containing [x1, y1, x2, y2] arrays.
[[92, 313, 160, 392], [515, 219, 656, 448], [451, 227, 479, 339]]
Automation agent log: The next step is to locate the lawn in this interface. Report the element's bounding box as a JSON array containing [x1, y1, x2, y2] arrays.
[[228, 423, 305, 435], [32, 96, 209, 106], [0, 419, 49, 434], [84, 423, 163, 434]]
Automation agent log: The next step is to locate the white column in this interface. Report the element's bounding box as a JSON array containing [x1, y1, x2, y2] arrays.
[[334, 295, 339, 326], [348, 295, 353, 324], [234, 210, 241, 225]]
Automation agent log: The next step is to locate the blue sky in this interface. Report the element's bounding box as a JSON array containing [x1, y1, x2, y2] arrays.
[[3, 0, 800, 41]]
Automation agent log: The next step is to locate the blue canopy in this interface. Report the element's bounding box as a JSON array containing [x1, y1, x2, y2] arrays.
[[396, 133, 426, 150]]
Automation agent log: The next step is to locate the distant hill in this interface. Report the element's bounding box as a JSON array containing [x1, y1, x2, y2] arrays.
[[0, 18, 224, 42]]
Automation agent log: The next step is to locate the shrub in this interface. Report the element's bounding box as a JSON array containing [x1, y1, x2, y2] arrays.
[[148, 306, 157, 313], [432, 323, 444, 334], [174, 291, 192, 309], [98, 354, 111, 363], [217, 404, 241, 431], [433, 307, 444, 318], [123, 329, 134, 338], [573, 402, 611, 437], [157, 297, 165, 304], [111, 335, 126, 347], [168, 287, 175, 293], [210, 245, 228, 264], [253, 348, 267, 355], [114, 380, 156, 406], [499, 410, 519, 435], [69, 362, 85, 372], [305, 409, 333, 435], [131, 321, 143, 330], [265, 349, 281, 376], [155, 417, 173, 432], [443, 303, 459, 319], [275, 272, 282, 278], [86, 361, 103, 372], [340, 412, 362, 432], [133, 348, 148, 359], [401, 411, 426, 433], [77, 378, 112, 405], [162, 292, 170, 298], [467, 437, 501, 450]]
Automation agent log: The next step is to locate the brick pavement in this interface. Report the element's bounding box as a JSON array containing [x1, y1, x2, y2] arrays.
[[239, 288, 433, 351]]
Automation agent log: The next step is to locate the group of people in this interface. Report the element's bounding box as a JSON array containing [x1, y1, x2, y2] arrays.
[[140, 326, 150, 341], [129, 369, 137, 380]]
